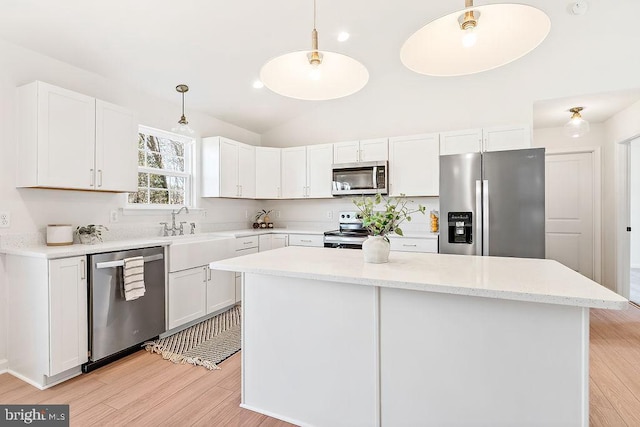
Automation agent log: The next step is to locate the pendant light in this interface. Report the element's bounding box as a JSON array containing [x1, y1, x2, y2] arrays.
[[564, 107, 590, 138], [400, 0, 551, 77], [259, 0, 369, 101], [172, 84, 195, 135]]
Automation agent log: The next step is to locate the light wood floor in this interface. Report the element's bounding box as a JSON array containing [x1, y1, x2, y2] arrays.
[[1, 304, 640, 426]]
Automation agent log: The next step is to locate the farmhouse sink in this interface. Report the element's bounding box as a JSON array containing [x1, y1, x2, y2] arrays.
[[163, 234, 235, 272]]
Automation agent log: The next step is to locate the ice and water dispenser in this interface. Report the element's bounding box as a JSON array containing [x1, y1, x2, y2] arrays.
[[447, 212, 473, 244]]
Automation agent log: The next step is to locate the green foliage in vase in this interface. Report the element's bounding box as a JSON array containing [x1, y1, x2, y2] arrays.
[[353, 193, 425, 241]]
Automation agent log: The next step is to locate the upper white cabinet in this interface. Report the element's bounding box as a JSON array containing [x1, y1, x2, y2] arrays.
[[256, 147, 281, 199], [439, 125, 530, 155], [439, 129, 483, 156], [202, 136, 256, 198], [16, 81, 137, 192], [334, 138, 388, 164], [282, 144, 333, 198], [389, 133, 440, 197], [482, 125, 531, 152]]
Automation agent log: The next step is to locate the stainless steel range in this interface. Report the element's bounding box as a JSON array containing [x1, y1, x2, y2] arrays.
[[324, 211, 369, 249]]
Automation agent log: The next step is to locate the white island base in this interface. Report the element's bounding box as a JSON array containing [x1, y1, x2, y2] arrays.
[[211, 247, 626, 426]]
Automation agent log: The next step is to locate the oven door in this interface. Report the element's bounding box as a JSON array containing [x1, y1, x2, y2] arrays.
[[332, 161, 388, 196], [324, 235, 365, 249]]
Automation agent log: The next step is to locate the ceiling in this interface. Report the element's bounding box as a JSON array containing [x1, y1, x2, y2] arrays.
[[0, 0, 639, 135]]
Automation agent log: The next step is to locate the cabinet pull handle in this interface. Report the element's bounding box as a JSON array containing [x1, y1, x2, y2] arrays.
[[301, 239, 312, 242], [98, 170, 103, 187], [239, 185, 242, 196], [277, 186, 281, 198], [243, 241, 252, 245], [208, 267, 212, 281], [403, 244, 417, 247], [80, 259, 86, 279], [90, 169, 94, 187], [360, 149, 364, 161], [204, 267, 208, 283]]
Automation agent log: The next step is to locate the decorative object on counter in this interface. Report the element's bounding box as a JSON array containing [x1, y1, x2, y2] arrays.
[[171, 84, 194, 135], [46, 224, 74, 246], [76, 224, 108, 244], [259, 0, 369, 101], [430, 210, 440, 233], [400, 0, 550, 77], [253, 222, 260, 229], [353, 193, 425, 263], [144, 305, 241, 370], [254, 209, 273, 224]]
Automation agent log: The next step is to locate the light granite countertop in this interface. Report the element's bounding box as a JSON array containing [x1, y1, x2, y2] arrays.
[[0, 238, 173, 259], [210, 246, 627, 310]]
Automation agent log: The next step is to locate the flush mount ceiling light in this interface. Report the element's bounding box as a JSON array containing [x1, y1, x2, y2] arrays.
[[400, 0, 551, 77], [171, 84, 194, 135], [564, 107, 590, 138], [259, 0, 369, 101]]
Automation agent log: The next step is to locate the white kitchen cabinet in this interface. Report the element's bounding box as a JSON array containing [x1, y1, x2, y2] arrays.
[[483, 125, 531, 152], [334, 138, 388, 164], [16, 81, 137, 192], [259, 234, 272, 252], [201, 136, 256, 198], [168, 267, 208, 330], [7, 254, 88, 388], [49, 256, 88, 376], [272, 234, 289, 249], [439, 129, 483, 155], [256, 147, 281, 198], [234, 236, 260, 302], [288, 234, 324, 247], [207, 269, 236, 314], [389, 133, 440, 197], [282, 144, 333, 199], [389, 236, 438, 253]]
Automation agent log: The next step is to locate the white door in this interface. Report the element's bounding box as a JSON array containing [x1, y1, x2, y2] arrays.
[[281, 147, 307, 198], [439, 129, 482, 155], [307, 143, 334, 198], [545, 152, 595, 280], [359, 138, 389, 162], [256, 147, 281, 198], [219, 139, 239, 197], [389, 134, 439, 197], [95, 100, 138, 192], [238, 143, 256, 198], [333, 141, 359, 164], [37, 82, 96, 189]]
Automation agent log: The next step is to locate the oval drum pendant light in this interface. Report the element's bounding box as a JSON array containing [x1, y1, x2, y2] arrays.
[[400, 0, 551, 76], [259, 0, 369, 101]]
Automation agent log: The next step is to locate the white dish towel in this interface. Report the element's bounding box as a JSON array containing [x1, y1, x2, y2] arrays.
[[123, 256, 146, 301]]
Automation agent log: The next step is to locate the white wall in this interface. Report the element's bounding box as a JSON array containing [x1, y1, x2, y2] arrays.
[[0, 39, 262, 366], [630, 139, 640, 268]]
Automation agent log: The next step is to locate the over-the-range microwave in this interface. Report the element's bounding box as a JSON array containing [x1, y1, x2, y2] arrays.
[[331, 161, 388, 196]]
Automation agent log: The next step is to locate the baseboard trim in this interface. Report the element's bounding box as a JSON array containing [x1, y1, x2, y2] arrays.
[[240, 404, 307, 427], [0, 358, 7, 374]]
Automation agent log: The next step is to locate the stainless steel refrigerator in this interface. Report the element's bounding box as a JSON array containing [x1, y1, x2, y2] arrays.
[[439, 148, 545, 258]]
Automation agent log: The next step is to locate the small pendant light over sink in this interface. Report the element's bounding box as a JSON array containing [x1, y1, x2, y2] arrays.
[[172, 84, 195, 135], [259, 0, 369, 101], [400, 0, 551, 76], [564, 107, 590, 138]]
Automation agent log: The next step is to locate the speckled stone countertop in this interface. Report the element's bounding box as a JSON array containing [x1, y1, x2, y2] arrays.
[[211, 246, 627, 310]]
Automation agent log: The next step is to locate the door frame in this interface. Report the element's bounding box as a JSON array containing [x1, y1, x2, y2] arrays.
[[545, 147, 602, 284]]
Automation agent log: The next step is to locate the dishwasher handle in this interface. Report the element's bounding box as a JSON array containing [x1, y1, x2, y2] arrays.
[[95, 253, 164, 269]]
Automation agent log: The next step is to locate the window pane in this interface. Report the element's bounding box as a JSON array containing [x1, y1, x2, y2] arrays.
[[169, 191, 185, 205], [159, 138, 185, 158], [138, 133, 145, 150], [149, 174, 168, 189], [145, 135, 160, 152], [150, 189, 169, 204], [162, 156, 185, 172], [128, 189, 148, 204], [138, 151, 146, 167], [168, 176, 185, 190], [138, 172, 148, 187], [146, 152, 164, 169]]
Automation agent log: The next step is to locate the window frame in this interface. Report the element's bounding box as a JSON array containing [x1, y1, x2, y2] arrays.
[[126, 125, 196, 209]]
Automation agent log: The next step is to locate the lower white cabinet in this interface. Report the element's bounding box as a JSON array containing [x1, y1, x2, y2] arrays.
[[207, 269, 236, 314], [168, 267, 208, 330], [289, 234, 324, 247], [259, 234, 289, 252], [389, 237, 438, 253], [7, 254, 88, 387], [235, 236, 260, 302]]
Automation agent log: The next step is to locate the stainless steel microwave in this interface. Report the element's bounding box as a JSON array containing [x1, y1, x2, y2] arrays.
[[331, 161, 388, 196]]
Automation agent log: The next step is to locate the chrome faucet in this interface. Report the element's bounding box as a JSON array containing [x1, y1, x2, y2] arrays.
[[160, 206, 190, 236]]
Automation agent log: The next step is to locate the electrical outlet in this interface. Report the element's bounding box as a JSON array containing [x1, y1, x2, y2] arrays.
[[0, 211, 10, 228], [245, 210, 249, 219], [275, 210, 281, 218], [109, 209, 119, 223], [327, 211, 333, 219]]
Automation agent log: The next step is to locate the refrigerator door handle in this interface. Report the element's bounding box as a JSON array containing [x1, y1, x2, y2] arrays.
[[475, 180, 483, 256], [483, 180, 489, 256]]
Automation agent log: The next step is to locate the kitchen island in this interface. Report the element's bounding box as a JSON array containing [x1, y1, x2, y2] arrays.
[[210, 247, 627, 427]]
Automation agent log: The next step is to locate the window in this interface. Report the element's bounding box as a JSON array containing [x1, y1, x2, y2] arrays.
[[128, 126, 194, 207]]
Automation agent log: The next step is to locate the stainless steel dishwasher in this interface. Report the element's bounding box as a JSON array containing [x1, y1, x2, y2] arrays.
[[83, 246, 166, 372]]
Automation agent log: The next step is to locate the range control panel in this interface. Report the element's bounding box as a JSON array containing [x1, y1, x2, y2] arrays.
[[448, 212, 473, 244]]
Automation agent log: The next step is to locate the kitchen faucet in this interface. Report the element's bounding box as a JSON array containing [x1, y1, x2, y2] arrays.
[[160, 206, 190, 236]]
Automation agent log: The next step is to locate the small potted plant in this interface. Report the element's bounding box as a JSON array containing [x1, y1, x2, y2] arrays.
[[254, 209, 273, 226], [76, 224, 108, 244], [353, 193, 425, 263]]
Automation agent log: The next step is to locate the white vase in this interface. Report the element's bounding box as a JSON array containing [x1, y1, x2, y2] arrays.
[[362, 235, 390, 263]]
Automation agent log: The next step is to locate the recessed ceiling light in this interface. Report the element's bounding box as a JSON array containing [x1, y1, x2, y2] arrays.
[[252, 80, 264, 89], [337, 31, 350, 42]]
